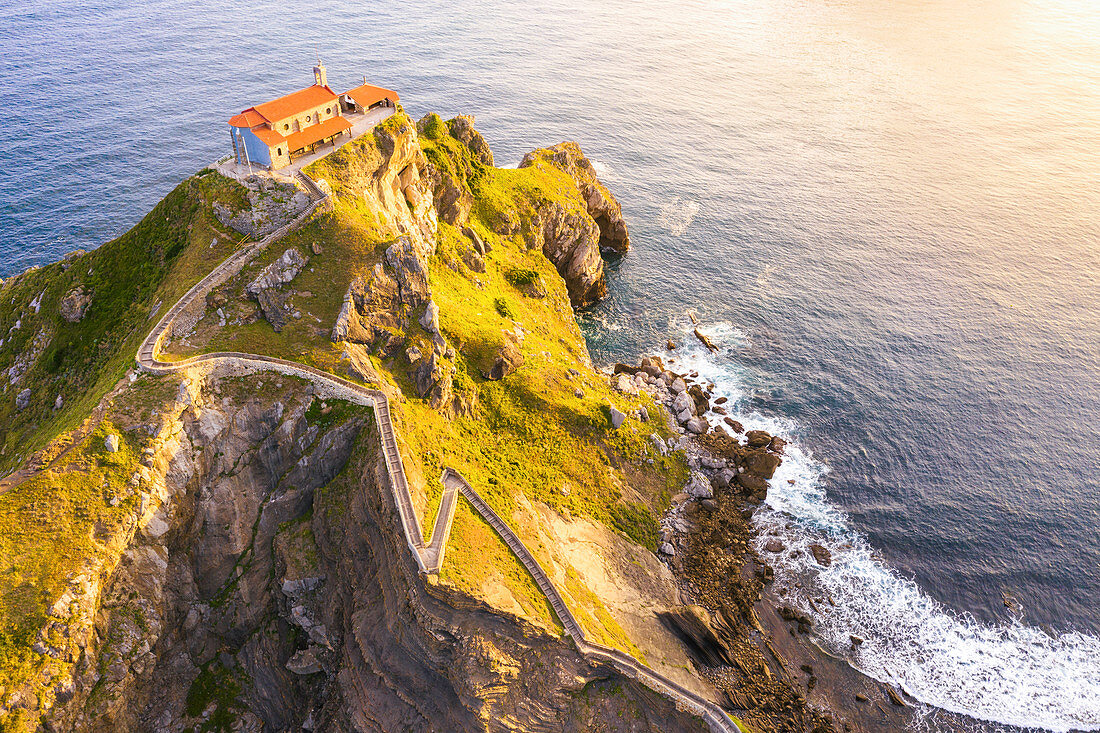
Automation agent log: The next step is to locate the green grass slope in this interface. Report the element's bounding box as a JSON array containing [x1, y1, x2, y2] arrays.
[[0, 172, 250, 474]]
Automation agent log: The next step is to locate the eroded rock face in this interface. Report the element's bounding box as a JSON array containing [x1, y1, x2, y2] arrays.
[[448, 114, 494, 167], [247, 247, 308, 332], [59, 286, 92, 323], [518, 142, 631, 308], [29, 371, 703, 733], [521, 141, 630, 254], [522, 202, 607, 307]]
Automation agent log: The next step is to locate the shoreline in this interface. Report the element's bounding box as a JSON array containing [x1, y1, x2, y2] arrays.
[[608, 348, 925, 732]]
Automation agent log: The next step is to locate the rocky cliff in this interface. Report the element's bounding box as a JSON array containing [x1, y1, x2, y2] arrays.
[[0, 112, 729, 733], [3, 368, 702, 733]]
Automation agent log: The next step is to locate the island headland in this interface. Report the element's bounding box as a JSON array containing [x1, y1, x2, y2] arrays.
[[0, 96, 917, 733]]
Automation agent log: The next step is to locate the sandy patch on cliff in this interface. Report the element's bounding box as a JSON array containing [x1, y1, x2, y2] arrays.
[[511, 494, 720, 703]]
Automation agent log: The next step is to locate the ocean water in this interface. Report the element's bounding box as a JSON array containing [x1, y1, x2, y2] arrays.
[[1, 0, 1098, 730]]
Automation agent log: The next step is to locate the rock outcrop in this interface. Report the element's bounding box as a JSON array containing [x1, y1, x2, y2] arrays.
[[519, 142, 630, 307], [58, 286, 92, 323], [520, 200, 607, 307], [21, 370, 705, 733], [521, 142, 630, 254], [212, 174, 311, 237], [246, 248, 308, 331], [448, 115, 494, 167]]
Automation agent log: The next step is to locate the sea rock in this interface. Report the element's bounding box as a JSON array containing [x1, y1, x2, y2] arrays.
[[743, 450, 782, 479], [672, 390, 694, 415], [768, 436, 787, 454], [745, 430, 772, 448], [59, 286, 92, 323], [764, 539, 785, 553], [724, 418, 744, 433], [670, 377, 687, 394], [886, 686, 908, 707], [735, 473, 769, 501], [688, 384, 709, 414], [693, 328, 718, 352], [615, 373, 638, 395], [810, 544, 832, 567]]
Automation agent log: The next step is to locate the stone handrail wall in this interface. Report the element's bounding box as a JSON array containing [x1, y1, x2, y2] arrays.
[[134, 172, 743, 733], [441, 468, 584, 640], [441, 469, 742, 733]]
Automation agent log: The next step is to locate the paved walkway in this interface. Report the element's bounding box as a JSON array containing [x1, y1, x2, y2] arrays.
[[134, 177, 743, 733]]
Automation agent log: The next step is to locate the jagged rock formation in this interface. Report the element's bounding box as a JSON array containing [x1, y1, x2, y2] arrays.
[[521, 142, 629, 255], [20, 369, 707, 732], [517, 142, 630, 307], [448, 115, 494, 168], [246, 247, 308, 331]]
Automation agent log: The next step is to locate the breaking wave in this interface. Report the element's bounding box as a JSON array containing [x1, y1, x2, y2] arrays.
[[664, 322, 1100, 733]]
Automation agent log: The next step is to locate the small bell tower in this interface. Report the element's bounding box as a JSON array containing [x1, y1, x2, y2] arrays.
[[313, 59, 328, 87]]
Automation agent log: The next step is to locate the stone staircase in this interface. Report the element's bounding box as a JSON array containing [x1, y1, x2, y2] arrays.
[[135, 195, 744, 733]]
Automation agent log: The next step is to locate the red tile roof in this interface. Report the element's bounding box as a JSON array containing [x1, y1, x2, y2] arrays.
[[344, 83, 400, 109], [284, 116, 352, 152], [252, 127, 286, 146], [228, 109, 266, 128], [253, 84, 339, 124], [228, 84, 340, 127]]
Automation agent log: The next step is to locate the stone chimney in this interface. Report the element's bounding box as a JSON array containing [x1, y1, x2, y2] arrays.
[[314, 59, 328, 87]]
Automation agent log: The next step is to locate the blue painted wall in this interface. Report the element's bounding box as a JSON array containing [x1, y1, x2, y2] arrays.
[[230, 125, 272, 166]]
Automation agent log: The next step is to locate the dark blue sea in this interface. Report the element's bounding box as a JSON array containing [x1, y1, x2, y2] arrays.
[[1, 1, 1098, 730]]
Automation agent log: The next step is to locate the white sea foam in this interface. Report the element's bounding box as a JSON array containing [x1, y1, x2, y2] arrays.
[[658, 198, 700, 237], [590, 158, 617, 180], [664, 323, 1100, 732]]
